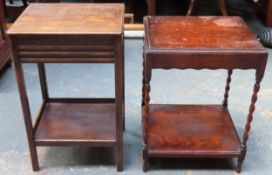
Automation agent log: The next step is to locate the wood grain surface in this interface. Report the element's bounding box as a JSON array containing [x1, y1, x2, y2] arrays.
[[8, 3, 124, 35], [145, 16, 263, 50]]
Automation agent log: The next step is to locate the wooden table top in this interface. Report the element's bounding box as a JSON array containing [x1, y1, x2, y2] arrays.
[[8, 3, 124, 35], [144, 16, 264, 51]]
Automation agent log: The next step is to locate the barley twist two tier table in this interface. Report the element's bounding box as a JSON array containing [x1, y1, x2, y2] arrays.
[[142, 16, 268, 172], [8, 3, 125, 171]]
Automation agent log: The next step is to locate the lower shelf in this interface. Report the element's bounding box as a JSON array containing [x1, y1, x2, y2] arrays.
[[35, 101, 116, 146], [146, 104, 241, 157]]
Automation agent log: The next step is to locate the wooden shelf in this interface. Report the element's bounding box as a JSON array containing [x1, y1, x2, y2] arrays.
[[34, 101, 116, 147], [146, 104, 241, 157]]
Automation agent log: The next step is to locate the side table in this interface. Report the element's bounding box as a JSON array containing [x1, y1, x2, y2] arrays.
[[8, 3, 125, 171], [142, 16, 268, 172]]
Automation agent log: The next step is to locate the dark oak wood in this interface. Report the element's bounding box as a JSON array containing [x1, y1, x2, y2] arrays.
[[35, 102, 116, 146], [8, 3, 125, 171], [142, 16, 268, 172], [0, 0, 11, 71], [8, 3, 124, 35]]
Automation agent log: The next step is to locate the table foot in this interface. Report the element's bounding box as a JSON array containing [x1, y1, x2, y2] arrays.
[[143, 148, 149, 172]]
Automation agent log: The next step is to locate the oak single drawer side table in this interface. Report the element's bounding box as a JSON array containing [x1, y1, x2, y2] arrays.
[[8, 3, 125, 171], [142, 16, 268, 172]]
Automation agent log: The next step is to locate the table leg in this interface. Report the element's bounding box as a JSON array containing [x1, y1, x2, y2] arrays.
[[14, 60, 39, 171], [142, 51, 145, 107], [236, 70, 263, 173], [223, 70, 233, 106], [121, 34, 125, 131], [142, 60, 151, 172], [37, 63, 49, 101], [115, 36, 124, 172]]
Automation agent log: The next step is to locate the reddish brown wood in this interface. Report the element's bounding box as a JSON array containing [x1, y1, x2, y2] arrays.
[[236, 71, 263, 173], [143, 16, 268, 172], [223, 70, 233, 106], [0, 0, 11, 71], [8, 3, 124, 171], [147, 105, 241, 157], [146, 17, 263, 50]]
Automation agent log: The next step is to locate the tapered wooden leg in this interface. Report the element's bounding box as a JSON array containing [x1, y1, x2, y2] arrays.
[[223, 70, 232, 106], [14, 60, 39, 171], [236, 71, 263, 173], [37, 63, 49, 101], [122, 34, 125, 132], [146, 0, 156, 15], [217, 0, 227, 16], [115, 35, 124, 172], [186, 0, 195, 16]]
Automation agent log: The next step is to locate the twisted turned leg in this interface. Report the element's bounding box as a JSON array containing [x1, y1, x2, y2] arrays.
[[142, 59, 151, 172], [223, 70, 233, 106], [142, 51, 146, 107], [143, 79, 150, 172], [236, 71, 263, 173]]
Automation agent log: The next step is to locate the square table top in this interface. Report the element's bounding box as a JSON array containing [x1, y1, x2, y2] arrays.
[[8, 3, 124, 35], [144, 16, 264, 51]]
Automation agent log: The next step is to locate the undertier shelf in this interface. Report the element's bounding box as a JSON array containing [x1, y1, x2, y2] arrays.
[[146, 104, 241, 157], [34, 101, 116, 146]]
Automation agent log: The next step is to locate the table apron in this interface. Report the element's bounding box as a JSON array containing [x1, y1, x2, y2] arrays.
[[10, 35, 118, 63], [146, 53, 267, 70]]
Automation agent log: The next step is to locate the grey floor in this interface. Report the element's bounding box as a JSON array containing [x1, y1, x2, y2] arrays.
[[0, 39, 272, 175]]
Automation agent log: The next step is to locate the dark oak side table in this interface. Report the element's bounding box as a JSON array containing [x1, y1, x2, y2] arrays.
[[8, 3, 125, 171], [142, 16, 268, 172]]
